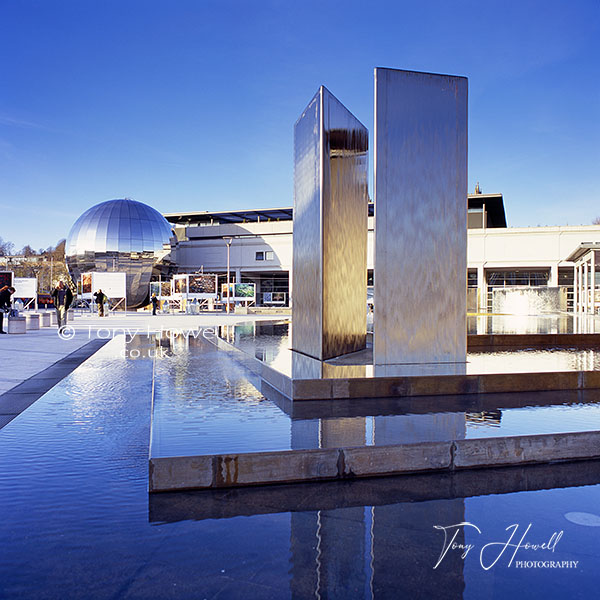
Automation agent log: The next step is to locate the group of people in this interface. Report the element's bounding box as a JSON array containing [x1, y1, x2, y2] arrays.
[[0, 281, 75, 333], [0, 281, 164, 333]]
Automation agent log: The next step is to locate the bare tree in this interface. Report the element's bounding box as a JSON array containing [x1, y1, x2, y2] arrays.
[[593, 217, 600, 225], [0, 236, 15, 256]]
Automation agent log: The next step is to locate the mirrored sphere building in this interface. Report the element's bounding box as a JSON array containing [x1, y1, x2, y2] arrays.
[[66, 198, 174, 308]]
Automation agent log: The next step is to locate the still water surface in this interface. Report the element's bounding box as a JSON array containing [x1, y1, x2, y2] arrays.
[[1, 336, 599, 599]]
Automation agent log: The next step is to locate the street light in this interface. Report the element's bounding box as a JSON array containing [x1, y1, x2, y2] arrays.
[[224, 237, 233, 314]]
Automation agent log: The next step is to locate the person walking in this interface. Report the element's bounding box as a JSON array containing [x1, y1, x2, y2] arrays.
[[0, 286, 16, 334], [51, 281, 73, 330], [151, 293, 159, 316], [93, 289, 107, 317]]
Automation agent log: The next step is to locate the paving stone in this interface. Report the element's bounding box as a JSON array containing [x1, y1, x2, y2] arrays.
[[0, 414, 15, 428], [0, 393, 41, 415]]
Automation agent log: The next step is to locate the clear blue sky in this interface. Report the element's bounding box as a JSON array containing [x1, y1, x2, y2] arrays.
[[1, 0, 599, 250]]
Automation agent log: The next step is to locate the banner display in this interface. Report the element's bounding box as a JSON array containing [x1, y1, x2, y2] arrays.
[[81, 272, 126, 299], [189, 274, 218, 297], [82, 273, 92, 294], [0, 271, 14, 289], [13, 277, 37, 299], [171, 274, 218, 299], [263, 291, 286, 305], [160, 281, 172, 297], [93, 272, 126, 298], [149, 282, 161, 298], [172, 275, 188, 295], [221, 282, 256, 301]]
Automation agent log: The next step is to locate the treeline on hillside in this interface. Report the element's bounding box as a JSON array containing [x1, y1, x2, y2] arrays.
[[0, 237, 70, 291]]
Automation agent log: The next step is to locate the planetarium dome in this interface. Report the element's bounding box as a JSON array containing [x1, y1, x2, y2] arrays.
[[66, 198, 174, 308]]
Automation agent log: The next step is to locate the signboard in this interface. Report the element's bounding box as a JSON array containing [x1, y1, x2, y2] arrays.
[[189, 274, 218, 297], [172, 275, 188, 295], [221, 282, 256, 301], [149, 282, 161, 298], [235, 283, 255, 299], [93, 272, 126, 298], [0, 271, 13, 289], [13, 277, 37, 299], [81, 272, 126, 299], [263, 291, 286, 305], [160, 281, 171, 297], [82, 273, 92, 294], [37, 293, 53, 308], [170, 274, 218, 299]]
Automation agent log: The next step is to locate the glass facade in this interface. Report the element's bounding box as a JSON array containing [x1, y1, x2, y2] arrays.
[[66, 199, 174, 308]]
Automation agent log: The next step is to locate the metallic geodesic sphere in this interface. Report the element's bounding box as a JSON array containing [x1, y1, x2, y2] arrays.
[[66, 198, 174, 308]]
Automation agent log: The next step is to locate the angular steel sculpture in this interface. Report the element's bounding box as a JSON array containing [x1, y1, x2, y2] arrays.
[[374, 68, 468, 364], [292, 87, 368, 361]]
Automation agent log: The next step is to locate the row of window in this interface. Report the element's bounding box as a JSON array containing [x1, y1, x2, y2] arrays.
[[256, 251, 274, 261], [467, 268, 576, 288]]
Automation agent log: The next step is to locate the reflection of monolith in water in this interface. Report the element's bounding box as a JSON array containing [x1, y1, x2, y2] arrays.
[[374, 68, 468, 365], [289, 498, 465, 598], [372, 499, 465, 597], [290, 418, 367, 599], [289, 413, 466, 596], [292, 86, 369, 361], [290, 508, 367, 599]]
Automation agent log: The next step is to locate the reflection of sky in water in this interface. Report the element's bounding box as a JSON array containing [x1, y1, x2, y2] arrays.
[[152, 333, 600, 457], [218, 320, 600, 378], [151, 336, 291, 458], [467, 313, 600, 334], [1, 335, 599, 598]]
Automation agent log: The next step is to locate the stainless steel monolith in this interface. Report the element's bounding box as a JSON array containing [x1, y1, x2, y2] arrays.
[[292, 86, 369, 361], [374, 68, 468, 364]]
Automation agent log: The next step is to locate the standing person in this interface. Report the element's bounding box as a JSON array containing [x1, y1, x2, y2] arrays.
[[0, 286, 16, 334], [51, 281, 73, 330], [93, 289, 107, 317], [151, 293, 159, 316]]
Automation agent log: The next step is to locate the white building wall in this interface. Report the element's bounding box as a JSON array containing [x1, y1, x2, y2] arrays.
[[174, 221, 293, 274], [171, 220, 600, 308]]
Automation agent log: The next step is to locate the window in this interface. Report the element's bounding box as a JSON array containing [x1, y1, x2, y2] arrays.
[[265, 251, 274, 261], [467, 270, 478, 288], [487, 271, 549, 287], [256, 250, 274, 261], [255, 251, 264, 261]]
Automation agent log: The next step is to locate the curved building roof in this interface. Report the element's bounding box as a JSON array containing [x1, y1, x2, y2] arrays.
[[66, 198, 173, 256]]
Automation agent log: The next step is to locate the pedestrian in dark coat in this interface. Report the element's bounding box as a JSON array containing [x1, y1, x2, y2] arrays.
[[51, 281, 73, 329], [0, 286, 16, 334]]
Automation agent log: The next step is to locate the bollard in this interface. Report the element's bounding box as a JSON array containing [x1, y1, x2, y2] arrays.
[[7, 316, 27, 334], [25, 313, 40, 330]]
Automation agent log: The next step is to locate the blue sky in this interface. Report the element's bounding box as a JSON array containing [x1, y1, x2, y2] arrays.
[[1, 0, 599, 250]]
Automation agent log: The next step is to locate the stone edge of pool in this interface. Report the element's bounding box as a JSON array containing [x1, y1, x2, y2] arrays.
[[148, 331, 600, 493], [208, 333, 600, 400], [149, 430, 600, 492]]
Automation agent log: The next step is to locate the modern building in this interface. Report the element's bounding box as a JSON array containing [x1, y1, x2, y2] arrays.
[[164, 190, 600, 312]]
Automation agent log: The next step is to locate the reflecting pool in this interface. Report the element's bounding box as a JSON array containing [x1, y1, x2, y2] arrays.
[[150, 333, 600, 457], [1, 336, 600, 598], [217, 321, 600, 379]]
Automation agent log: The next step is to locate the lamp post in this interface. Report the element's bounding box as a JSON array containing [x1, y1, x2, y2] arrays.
[[224, 237, 233, 314]]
